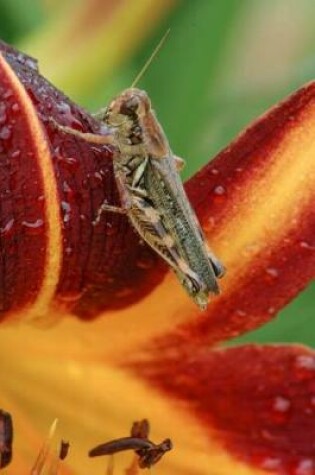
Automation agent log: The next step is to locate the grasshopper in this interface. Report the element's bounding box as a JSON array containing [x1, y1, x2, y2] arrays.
[[53, 87, 225, 309], [52, 30, 225, 309]]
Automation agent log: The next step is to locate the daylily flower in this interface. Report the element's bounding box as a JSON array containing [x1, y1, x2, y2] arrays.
[[0, 40, 314, 475]]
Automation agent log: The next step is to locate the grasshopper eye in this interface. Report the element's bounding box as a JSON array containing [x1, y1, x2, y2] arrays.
[[121, 97, 139, 115]]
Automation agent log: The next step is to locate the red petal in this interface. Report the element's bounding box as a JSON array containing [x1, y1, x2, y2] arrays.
[[130, 344, 315, 474], [181, 82, 315, 344], [0, 41, 162, 321]]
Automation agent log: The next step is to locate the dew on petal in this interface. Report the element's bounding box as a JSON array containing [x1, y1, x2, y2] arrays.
[[235, 309, 247, 317], [295, 458, 314, 475], [272, 395, 291, 412], [210, 168, 219, 175], [54, 146, 80, 171], [299, 241, 315, 250], [0, 126, 11, 140], [61, 201, 71, 223], [2, 89, 13, 99], [56, 101, 84, 130], [11, 102, 20, 113], [21, 218, 44, 234], [265, 267, 279, 278], [20, 54, 38, 71], [213, 185, 226, 196], [10, 149, 21, 158], [295, 355, 315, 370], [294, 355, 315, 380], [269, 395, 291, 425], [260, 456, 282, 471], [0, 218, 15, 237]]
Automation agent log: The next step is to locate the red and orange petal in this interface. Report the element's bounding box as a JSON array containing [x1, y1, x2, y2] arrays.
[[128, 344, 315, 475], [0, 40, 314, 352]]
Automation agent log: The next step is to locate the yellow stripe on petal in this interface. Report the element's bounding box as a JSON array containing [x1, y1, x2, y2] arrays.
[[0, 54, 62, 322]]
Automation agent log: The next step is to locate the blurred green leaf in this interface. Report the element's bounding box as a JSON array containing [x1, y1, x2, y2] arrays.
[[0, 0, 44, 42]]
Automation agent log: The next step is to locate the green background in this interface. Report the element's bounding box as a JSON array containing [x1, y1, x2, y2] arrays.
[[0, 0, 314, 346]]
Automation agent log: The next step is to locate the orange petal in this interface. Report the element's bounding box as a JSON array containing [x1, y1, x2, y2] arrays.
[[129, 344, 315, 474]]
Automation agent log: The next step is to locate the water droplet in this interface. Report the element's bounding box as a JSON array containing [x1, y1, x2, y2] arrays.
[[210, 168, 219, 175], [295, 459, 314, 475], [55, 147, 79, 171], [294, 355, 315, 380], [296, 355, 315, 370], [10, 149, 21, 158], [22, 218, 44, 234], [268, 306, 276, 315], [0, 218, 14, 237], [266, 267, 279, 278], [300, 241, 315, 250], [2, 89, 13, 99], [0, 126, 11, 140], [56, 102, 83, 130], [213, 185, 226, 195], [260, 457, 281, 470], [65, 246, 73, 256], [235, 309, 247, 317], [62, 181, 76, 201], [269, 395, 291, 425], [25, 57, 38, 70], [11, 103, 20, 113], [61, 201, 71, 223], [272, 395, 291, 412]]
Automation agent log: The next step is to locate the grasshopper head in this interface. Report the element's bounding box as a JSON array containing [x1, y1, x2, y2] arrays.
[[105, 88, 150, 126]]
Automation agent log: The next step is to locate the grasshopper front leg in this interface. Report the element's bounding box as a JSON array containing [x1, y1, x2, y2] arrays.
[[50, 118, 115, 146]]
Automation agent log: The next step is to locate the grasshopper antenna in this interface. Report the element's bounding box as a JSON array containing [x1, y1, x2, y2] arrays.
[[130, 29, 170, 88]]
